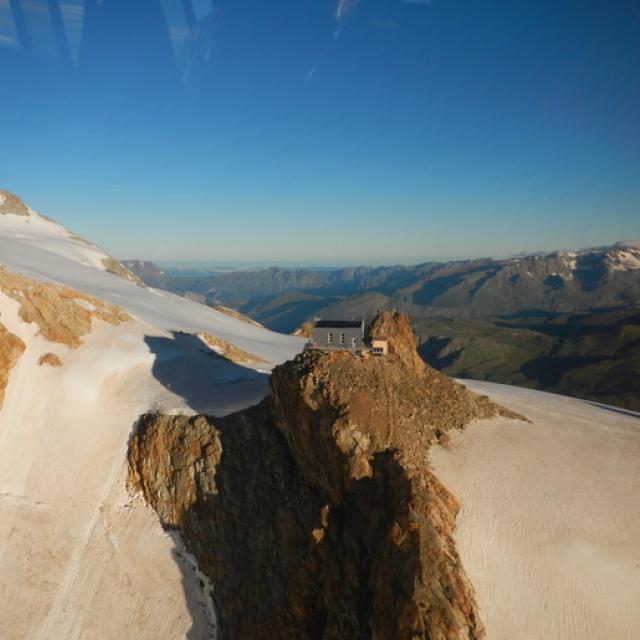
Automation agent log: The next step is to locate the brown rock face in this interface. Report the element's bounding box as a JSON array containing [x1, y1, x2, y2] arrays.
[[38, 353, 62, 367], [129, 313, 525, 639], [0, 322, 25, 408], [369, 310, 425, 372], [0, 268, 130, 348]]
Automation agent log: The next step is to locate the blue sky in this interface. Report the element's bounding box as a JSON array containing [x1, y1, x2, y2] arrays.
[[1, 0, 639, 265]]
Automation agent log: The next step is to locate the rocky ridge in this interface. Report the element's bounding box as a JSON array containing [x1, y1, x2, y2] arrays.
[[128, 312, 526, 639], [198, 331, 267, 365]]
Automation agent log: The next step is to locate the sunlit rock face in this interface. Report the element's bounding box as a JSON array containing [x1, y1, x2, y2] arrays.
[[0, 190, 29, 215], [129, 312, 524, 639]]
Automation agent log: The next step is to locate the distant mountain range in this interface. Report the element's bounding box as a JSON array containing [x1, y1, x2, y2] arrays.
[[124, 242, 640, 331]]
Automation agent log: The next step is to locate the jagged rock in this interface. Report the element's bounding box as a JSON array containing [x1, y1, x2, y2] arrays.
[[128, 312, 526, 639], [369, 310, 426, 372]]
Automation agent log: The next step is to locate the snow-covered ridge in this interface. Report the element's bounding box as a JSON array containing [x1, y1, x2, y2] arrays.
[[0, 192, 120, 272], [0, 192, 304, 365], [504, 242, 640, 276]]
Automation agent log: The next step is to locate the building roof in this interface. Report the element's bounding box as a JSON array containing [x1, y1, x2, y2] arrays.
[[313, 319, 363, 329]]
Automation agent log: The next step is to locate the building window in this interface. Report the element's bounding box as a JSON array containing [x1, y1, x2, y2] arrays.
[[340, 332, 345, 344], [327, 332, 333, 344]]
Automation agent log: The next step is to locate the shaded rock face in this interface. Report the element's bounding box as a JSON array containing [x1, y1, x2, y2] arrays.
[[129, 406, 327, 638], [129, 313, 523, 639]]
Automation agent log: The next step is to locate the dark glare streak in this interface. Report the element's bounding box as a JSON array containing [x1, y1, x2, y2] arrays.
[[180, 0, 196, 29], [46, 0, 73, 71], [9, 0, 32, 54]]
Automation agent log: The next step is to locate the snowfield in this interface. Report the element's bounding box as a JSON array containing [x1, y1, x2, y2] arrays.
[[431, 381, 640, 640]]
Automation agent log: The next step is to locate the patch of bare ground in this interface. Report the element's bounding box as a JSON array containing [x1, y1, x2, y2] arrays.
[[0, 322, 25, 407], [0, 268, 130, 348], [38, 353, 62, 367], [198, 331, 267, 365]]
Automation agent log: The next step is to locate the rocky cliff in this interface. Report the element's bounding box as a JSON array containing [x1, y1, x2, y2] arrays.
[[128, 312, 524, 639]]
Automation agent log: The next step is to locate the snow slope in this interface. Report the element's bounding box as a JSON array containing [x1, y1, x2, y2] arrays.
[[431, 381, 640, 640], [0, 198, 304, 639], [0, 199, 304, 364], [0, 201, 120, 273]]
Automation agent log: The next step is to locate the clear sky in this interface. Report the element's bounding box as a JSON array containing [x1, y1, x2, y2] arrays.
[[1, 0, 639, 265]]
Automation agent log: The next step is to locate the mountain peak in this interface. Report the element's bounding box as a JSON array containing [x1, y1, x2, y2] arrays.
[[0, 190, 30, 216]]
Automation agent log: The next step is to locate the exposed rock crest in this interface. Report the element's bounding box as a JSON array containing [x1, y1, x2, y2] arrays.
[[211, 304, 264, 327], [0, 190, 29, 216], [129, 312, 525, 638], [198, 331, 267, 365], [101, 257, 145, 286]]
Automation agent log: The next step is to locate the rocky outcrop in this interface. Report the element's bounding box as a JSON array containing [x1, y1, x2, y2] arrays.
[[211, 304, 263, 327], [128, 312, 525, 639], [0, 268, 130, 347], [0, 322, 26, 407], [198, 332, 267, 365], [38, 353, 62, 367], [101, 257, 145, 286], [369, 310, 425, 372], [0, 190, 29, 215]]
